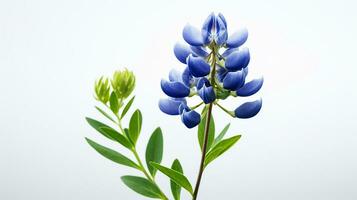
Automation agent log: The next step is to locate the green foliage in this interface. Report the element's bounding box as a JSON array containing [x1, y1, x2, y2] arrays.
[[109, 92, 120, 114], [146, 127, 164, 177], [204, 135, 241, 167], [212, 123, 230, 147], [99, 127, 132, 149], [150, 162, 193, 195], [94, 106, 116, 123], [171, 159, 183, 200], [94, 76, 110, 104], [111, 68, 136, 99], [128, 109, 142, 145], [120, 96, 135, 119], [198, 114, 215, 153], [86, 138, 139, 169], [86, 117, 117, 141], [121, 176, 163, 199]]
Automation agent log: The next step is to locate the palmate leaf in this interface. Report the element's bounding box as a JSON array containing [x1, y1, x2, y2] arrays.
[[212, 123, 231, 147], [95, 106, 116, 123], [150, 162, 193, 195], [121, 176, 163, 199], [204, 135, 241, 167], [128, 109, 142, 145], [85, 138, 139, 169], [120, 96, 135, 119], [109, 92, 120, 114], [198, 114, 215, 153], [145, 127, 163, 177], [171, 159, 183, 200]]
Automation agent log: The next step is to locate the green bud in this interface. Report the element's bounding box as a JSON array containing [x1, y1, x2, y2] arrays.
[[111, 68, 136, 99], [94, 76, 111, 104]]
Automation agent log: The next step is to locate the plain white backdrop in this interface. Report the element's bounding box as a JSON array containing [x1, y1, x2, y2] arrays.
[[1, 0, 356, 199]]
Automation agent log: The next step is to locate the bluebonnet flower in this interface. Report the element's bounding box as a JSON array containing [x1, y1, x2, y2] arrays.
[[159, 13, 264, 128]]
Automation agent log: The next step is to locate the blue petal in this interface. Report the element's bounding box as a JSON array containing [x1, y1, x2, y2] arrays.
[[181, 67, 194, 87], [226, 28, 248, 48], [234, 99, 262, 119], [196, 77, 209, 89], [190, 46, 209, 57], [225, 47, 250, 71], [236, 77, 264, 97], [174, 42, 192, 64], [215, 16, 228, 45], [169, 69, 183, 82], [216, 66, 228, 82], [222, 47, 238, 57], [183, 24, 204, 46], [181, 109, 201, 128], [201, 12, 215, 45], [158, 98, 186, 115], [161, 79, 190, 98], [197, 78, 216, 104], [223, 70, 245, 90], [217, 13, 227, 28], [187, 55, 211, 77]]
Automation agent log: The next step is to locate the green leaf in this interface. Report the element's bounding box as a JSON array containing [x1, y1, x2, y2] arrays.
[[85, 138, 139, 169], [204, 135, 241, 167], [95, 106, 116, 123], [86, 117, 116, 141], [171, 159, 183, 200], [99, 127, 132, 149], [109, 92, 119, 114], [145, 127, 163, 177], [198, 114, 215, 153], [150, 162, 193, 194], [121, 176, 163, 199], [212, 123, 230, 147], [120, 96, 135, 119], [129, 109, 142, 145]]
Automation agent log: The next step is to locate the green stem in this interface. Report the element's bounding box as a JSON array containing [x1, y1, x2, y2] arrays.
[[215, 102, 235, 117], [190, 102, 204, 110], [102, 103, 168, 199], [192, 103, 213, 200]]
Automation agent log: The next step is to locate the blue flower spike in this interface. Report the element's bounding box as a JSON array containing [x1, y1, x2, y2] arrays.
[[159, 12, 263, 128]]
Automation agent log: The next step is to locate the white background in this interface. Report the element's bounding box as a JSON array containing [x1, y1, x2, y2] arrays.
[[1, 0, 356, 199]]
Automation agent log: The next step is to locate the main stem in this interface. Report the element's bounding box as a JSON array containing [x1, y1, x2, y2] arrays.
[[192, 45, 217, 200], [192, 103, 213, 199]]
